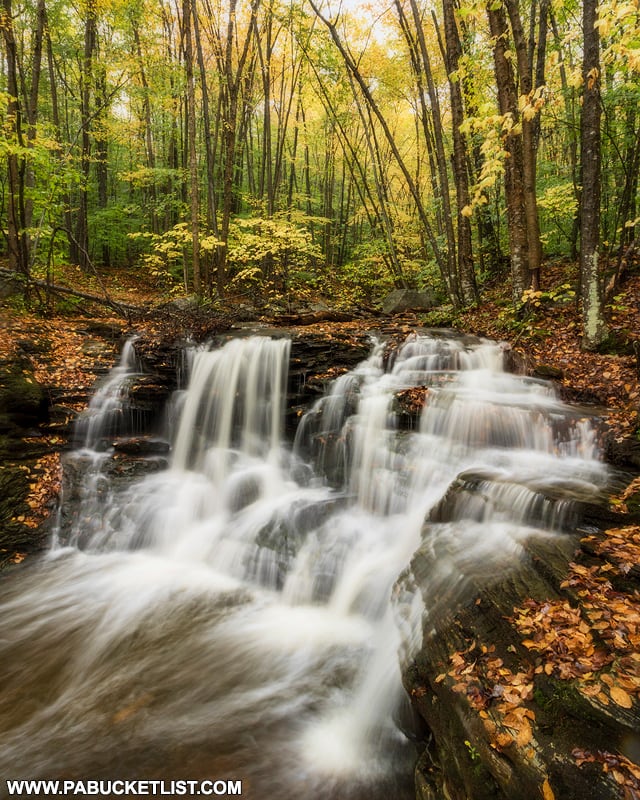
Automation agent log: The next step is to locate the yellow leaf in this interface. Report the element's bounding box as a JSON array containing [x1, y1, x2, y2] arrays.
[[515, 720, 532, 747], [609, 685, 633, 709], [496, 731, 514, 748], [542, 778, 555, 800]]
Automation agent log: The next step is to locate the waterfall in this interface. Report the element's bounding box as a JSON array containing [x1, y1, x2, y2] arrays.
[[74, 337, 141, 450], [0, 331, 609, 798]]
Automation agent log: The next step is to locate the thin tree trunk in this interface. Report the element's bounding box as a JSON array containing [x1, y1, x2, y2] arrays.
[[192, 1, 218, 293], [487, 1, 529, 300], [441, 0, 477, 303], [76, 0, 96, 272], [23, 0, 46, 240], [215, 0, 260, 295], [348, 71, 406, 285], [1, 0, 29, 278], [406, 0, 459, 298], [132, 21, 159, 234], [95, 63, 110, 265], [550, 9, 579, 259], [302, 42, 405, 285], [309, 0, 453, 300], [182, 0, 201, 296]]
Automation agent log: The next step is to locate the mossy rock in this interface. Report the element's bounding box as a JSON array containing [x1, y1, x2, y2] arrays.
[[0, 464, 46, 568], [0, 359, 47, 425]]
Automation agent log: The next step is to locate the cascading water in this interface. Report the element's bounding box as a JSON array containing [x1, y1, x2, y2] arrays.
[[0, 332, 609, 799], [74, 336, 142, 450]]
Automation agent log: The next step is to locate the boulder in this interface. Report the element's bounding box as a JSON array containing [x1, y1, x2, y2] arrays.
[[400, 515, 640, 800], [382, 289, 436, 314], [0, 359, 48, 431]]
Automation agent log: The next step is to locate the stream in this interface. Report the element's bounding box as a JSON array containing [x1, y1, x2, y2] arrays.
[[0, 331, 609, 799]]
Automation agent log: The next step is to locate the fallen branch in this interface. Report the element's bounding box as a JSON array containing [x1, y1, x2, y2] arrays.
[[0, 266, 142, 319]]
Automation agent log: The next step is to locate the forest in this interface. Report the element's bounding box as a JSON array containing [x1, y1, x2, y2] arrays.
[[1, 0, 638, 347]]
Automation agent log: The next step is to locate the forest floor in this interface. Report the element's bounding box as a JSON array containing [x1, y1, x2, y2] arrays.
[[8, 256, 640, 426]]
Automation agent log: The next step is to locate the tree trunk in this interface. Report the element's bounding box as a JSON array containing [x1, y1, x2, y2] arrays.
[[487, 1, 529, 301], [215, 0, 260, 296], [406, 0, 460, 300], [23, 0, 46, 243], [182, 0, 201, 296], [309, 0, 453, 302], [579, 0, 607, 350], [193, 1, 218, 294], [1, 0, 29, 278], [303, 50, 403, 284], [505, 0, 543, 291], [132, 21, 159, 234], [95, 64, 110, 266], [441, 0, 478, 304], [76, 0, 96, 272], [550, 9, 580, 260]]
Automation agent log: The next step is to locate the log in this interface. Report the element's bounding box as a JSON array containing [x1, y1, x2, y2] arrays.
[[0, 266, 142, 318]]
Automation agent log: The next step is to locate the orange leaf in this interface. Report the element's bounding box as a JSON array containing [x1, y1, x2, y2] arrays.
[[496, 732, 514, 748], [542, 778, 555, 800], [515, 720, 532, 747], [609, 685, 633, 709]]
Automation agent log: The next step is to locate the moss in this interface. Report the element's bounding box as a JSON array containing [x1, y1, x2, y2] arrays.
[[593, 331, 632, 355], [0, 361, 46, 421]]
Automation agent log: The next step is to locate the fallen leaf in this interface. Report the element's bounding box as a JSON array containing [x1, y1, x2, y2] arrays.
[[542, 777, 555, 800], [609, 685, 633, 709]]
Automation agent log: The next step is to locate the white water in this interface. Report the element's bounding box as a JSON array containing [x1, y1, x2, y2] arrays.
[[0, 332, 609, 798], [74, 337, 141, 450]]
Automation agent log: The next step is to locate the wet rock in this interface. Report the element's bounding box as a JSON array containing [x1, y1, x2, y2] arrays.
[[111, 436, 170, 456], [0, 359, 48, 431], [82, 321, 126, 340], [428, 470, 619, 534], [401, 516, 640, 800], [604, 431, 640, 471], [285, 332, 371, 438], [533, 363, 564, 380], [127, 376, 173, 413], [393, 386, 430, 429], [132, 337, 183, 389], [251, 497, 346, 590]]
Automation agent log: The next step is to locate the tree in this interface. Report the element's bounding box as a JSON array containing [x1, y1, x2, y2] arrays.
[[579, 0, 607, 349], [441, 0, 478, 303], [486, 0, 530, 299], [182, 0, 201, 295], [309, 0, 455, 302], [1, 0, 29, 278], [504, 0, 543, 290]]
